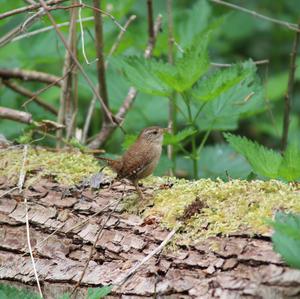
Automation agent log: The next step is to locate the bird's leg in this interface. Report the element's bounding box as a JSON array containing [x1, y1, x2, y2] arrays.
[[133, 180, 144, 201]]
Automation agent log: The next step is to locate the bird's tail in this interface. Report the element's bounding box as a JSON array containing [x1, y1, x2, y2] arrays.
[[95, 156, 122, 173]]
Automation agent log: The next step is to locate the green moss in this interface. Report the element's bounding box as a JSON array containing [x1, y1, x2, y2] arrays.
[[145, 178, 300, 242], [0, 147, 100, 186]]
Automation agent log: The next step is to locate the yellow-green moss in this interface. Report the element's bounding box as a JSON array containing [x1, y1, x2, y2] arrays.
[[0, 147, 100, 186], [145, 178, 300, 242]]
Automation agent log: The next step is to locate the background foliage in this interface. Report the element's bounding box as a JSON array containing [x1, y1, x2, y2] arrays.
[[1, 0, 300, 179]]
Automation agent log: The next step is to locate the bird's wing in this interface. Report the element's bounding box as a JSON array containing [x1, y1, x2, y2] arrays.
[[118, 142, 155, 180]]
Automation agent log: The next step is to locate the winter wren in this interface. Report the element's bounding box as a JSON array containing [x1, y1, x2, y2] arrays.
[[99, 126, 167, 199]]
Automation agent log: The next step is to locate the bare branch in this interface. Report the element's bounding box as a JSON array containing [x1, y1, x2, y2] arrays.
[[105, 14, 137, 67], [0, 107, 32, 124], [281, 23, 300, 151], [88, 15, 163, 149], [12, 17, 94, 43], [147, 0, 154, 46], [210, 0, 300, 32], [38, 0, 115, 125], [93, 0, 109, 125], [0, 0, 69, 20], [0, 68, 62, 86], [2, 80, 58, 115], [211, 59, 269, 67], [0, 9, 45, 48], [57, 1, 78, 143], [81, 14, 136, 144], [81, 3, 125, 32]]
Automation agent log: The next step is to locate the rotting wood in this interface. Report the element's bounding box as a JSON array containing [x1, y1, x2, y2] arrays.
[[0, 176, 300, 298]]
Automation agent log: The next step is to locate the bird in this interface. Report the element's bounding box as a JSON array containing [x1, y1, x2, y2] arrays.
[[97, 126, 167, 200]]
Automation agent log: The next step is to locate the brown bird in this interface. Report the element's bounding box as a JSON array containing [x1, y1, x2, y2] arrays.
[[97, 126, 167, 199]]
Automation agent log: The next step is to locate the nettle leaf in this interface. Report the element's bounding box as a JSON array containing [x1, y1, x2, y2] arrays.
[[192, 63, 251, 102], [163, 128, 197, 145], [278, 143, 300, 181], [224, 133, 282, 179], [197, 61, 264, 131], [156, 35, 210, 92], [269, 212, 300, 269], [178, 0, 212, 48], [116, 57, 172, 96]]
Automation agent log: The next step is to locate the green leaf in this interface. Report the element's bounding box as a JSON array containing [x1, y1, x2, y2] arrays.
[[278, 143, 300, 181], [197, 61, 264, 131], [163, 128, 197, 146], [156, 34, 210, 92], [224, 133, 282, 179], [178, 0, 212, 48], [198, 144, 251, 179], [269, 212, 300, 269], [192, 63, 251, 102], [87, 285, 113, 299], [116, 57, 172, 96]]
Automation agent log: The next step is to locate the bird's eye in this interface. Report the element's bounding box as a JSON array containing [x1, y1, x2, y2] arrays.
[[153, 131, 158, 135]]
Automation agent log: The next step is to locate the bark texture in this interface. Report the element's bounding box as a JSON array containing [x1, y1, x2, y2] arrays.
[[0, 176, 300, 298]]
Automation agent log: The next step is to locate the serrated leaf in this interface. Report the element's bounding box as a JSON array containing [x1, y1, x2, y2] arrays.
[[224, 133, 282, 179], [87, 285, 113, 299], [269, 212, 300, 269], [192, 64, 251, 102], [116, 57, 172, 96], [178, 0, 212, 48], [163, 128, 197, 145], [278, 143, 300, 181], [155, 35, 210, 92], [197, 61, 264, 131]]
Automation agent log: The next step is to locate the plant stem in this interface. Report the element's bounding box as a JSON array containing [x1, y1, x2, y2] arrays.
[[182, 92, 198, 179], [167, 0, 176, 176]]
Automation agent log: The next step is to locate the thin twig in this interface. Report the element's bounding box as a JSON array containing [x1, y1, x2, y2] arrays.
[[281, 22, 300, 152], [17, 145, 43, 297], [0, 68, 62, 86], [88, 14, 163, 149], [78, 0, 98, 64], [81, 3, 125, 32], [82, 14, 136, 144], [0, 8, 46, 47], [2, 80, 58, 115], [0, 107, 32, 124], [71, 196, 123, 295], [167, 0, 175, 176], [114, 226, 178, 287], [210, 0, 300, 32], [57, 1, 78, 144], [0, 187, 18, 199], [0, 0, 69, 20], [81, 95, 96, 144], [38, 0, 115, 126], [147, 0, 154, 46], [105, 15, 137, 67], [12, 17, 94, 43], [24, 198, 44, 298], [93, 0, 110, 125], [211, 59, 269, 67]]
